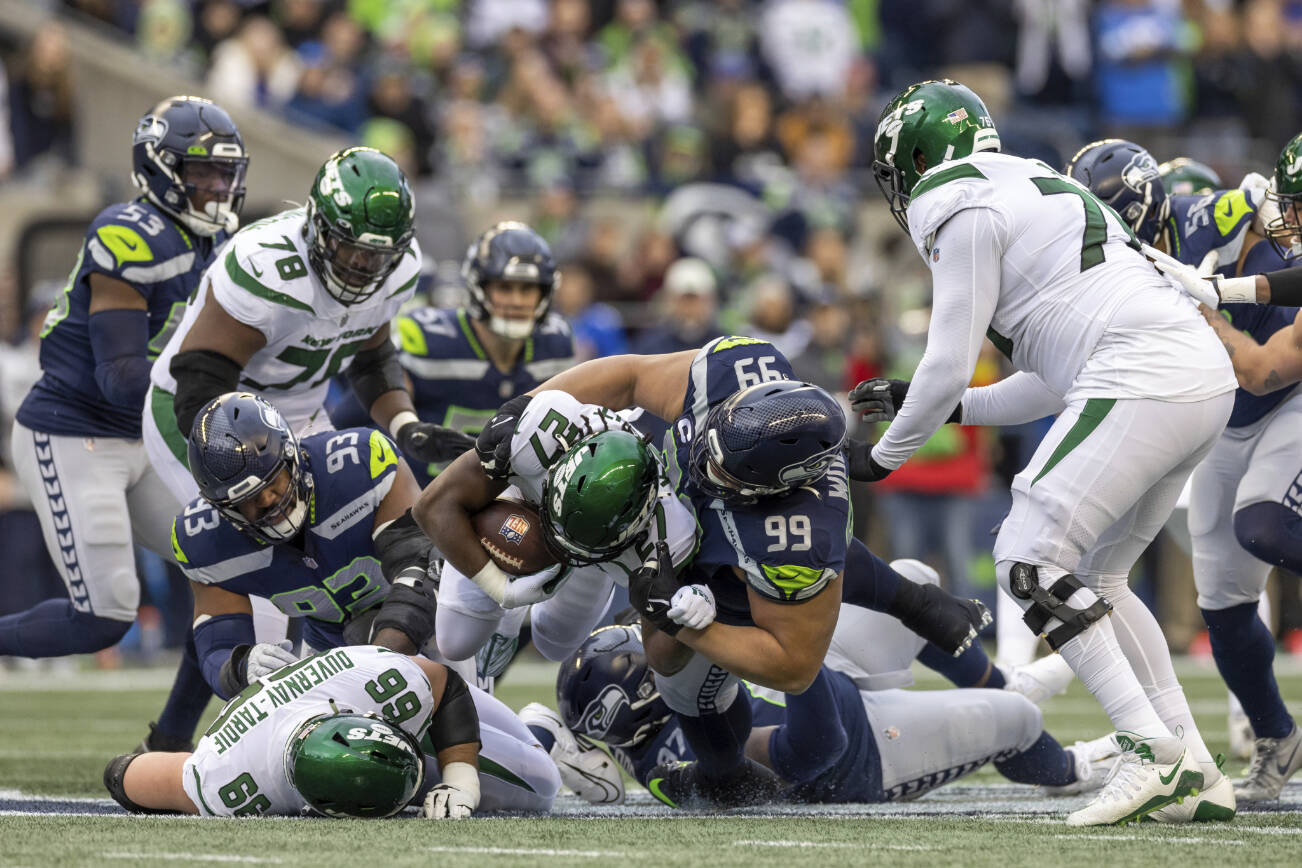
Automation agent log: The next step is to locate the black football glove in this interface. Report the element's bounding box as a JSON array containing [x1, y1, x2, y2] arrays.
[[395, 420, 476, 465], [476, 395, 533, 480], [628, 541, 683, 636], [848, 378, 910, 424], [845, 440, 893, 482]]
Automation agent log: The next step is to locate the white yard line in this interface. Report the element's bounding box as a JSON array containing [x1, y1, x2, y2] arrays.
[[425, 846, 627, 858], [1051, 834, 1242, 845], [733, 840, 935, 850], [103, 854, 282, 864]]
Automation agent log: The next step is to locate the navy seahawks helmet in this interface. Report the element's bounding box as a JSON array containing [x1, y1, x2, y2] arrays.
[[689, 380, 847, 505], [188, 393, 312, 542], [556, 625, 671, 748], [132, 96, 248, 237], [462, 221, 559, 340], [1066, 139, 1169, 246]]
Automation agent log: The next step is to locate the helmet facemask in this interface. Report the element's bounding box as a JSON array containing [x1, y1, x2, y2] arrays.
[[211, 448, 312, 544], [1264, 182, 1302, 261], [306, 200, 410, 305], [463, 221, 558, 340]]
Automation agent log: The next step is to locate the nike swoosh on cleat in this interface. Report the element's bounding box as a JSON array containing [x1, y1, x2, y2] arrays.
[[1276, 741, 1300, 776], [1158, 756, 1184, 786], [647, 778, 678, 808]]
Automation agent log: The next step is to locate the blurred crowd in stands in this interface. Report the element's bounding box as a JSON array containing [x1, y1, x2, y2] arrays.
[[2, 0, 1302, 664]]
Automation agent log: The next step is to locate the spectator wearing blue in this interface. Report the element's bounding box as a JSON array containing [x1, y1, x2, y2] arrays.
[[1093, 0, 1189, 130], [553, 263, 627, 361]]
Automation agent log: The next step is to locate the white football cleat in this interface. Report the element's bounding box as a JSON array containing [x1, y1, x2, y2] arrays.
[[1000, 654, 1074, 705], [1234, 724, 1302, 802], [519, 702, 625, 805], [1044, 733, 1123, 796], [1065, 733, 1203, 826], [1148, 761, 1235, 823]]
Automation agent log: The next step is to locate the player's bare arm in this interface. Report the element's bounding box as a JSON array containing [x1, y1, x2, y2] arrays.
[[119, 752, 199, 814], [169, 282, 267, 434], [192, 580, 253, 621], [531, 351, 696, 421], [1200, 306, 1302, 394], [412, 449, 508, 581], [411, 655, 482, 819]]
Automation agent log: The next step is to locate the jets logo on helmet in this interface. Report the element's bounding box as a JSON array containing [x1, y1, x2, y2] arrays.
[[285, 711, 424, 819], [1266, 131, 1302, 260]]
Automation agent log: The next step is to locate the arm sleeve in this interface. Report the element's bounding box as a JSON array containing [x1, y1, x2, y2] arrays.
[[959, 372, 1066, 426], [871, 208, 1005, 469], [89, 308, 152, 409]]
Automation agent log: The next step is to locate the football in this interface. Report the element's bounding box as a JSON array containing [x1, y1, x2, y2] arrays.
[[471, 498, 557, 576]]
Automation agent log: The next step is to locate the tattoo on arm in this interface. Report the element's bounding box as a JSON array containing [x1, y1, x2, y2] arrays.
[[1264, 369, 1283, 391]]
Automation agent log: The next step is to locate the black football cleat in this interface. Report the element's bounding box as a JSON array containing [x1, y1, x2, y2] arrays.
[[646, 757, 782, 810], [137, 721, 195, 753]]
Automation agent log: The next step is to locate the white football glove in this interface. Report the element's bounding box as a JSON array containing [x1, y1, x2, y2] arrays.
[[666, 584, 716, 631], [245, 640, 297, 680], [471, 561, 567, 609], [1142, 243, 1222, 307], [422, 762, 480, 819]]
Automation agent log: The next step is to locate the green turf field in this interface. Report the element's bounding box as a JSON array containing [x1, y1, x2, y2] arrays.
[[1, 654, 1300, 867]]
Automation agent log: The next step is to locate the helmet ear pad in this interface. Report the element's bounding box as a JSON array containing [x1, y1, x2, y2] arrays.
[[556, 624, 671, 748]]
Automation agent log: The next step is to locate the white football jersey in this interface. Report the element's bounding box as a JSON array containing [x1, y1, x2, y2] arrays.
[[182, 646, 433, 817], [907, 151, 1236, 403], [151, 208, 421, 431], [507, 389, 697, 584]]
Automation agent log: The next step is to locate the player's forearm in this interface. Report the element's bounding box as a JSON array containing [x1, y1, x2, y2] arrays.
[[1201, 306, 1281, 394], [677, 622, 822, 693], [412, 452, 503, 578], [959, 372, 1066, 426], [121, 752, 200, 815], [531, 354, 640, 409]]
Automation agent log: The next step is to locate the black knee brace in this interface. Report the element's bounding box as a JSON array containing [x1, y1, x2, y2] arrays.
[[103, 753, 180, 815], [1008, 563, 1112, 651]]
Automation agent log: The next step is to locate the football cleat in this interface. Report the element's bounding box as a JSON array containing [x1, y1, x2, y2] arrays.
[[519, 702, 625, 805], [1148, 755, 1235, 822], [1000, 654, 1074, 706], [137, 721, 194, 754], [646, 757, 781, 811], [1065, 733, 1203, 826], [1234, 724, 1302, 801], [1044, 733, 1123, 796]]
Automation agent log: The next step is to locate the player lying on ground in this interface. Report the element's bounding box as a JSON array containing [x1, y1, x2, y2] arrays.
[[862, 78, 1239, 825], [1071, 137, 1302, 802], [162, 393, 558, 812], [493, 337, 990, 808], [105, 645, 556, 818], [525, 616, 1115, 809]]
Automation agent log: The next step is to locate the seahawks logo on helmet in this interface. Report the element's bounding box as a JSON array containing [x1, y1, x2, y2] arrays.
[[1121, 152, 1160, 193], [578, 684, 634, 741], [777, 452, 839, 488]]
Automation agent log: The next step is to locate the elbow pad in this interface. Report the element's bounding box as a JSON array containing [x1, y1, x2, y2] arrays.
[[345, 339, 405, 411], [424, 668, 481, 752], [170, 349, 243, 437], [89, 309, 152, 409], [193, 612, 255, 699]]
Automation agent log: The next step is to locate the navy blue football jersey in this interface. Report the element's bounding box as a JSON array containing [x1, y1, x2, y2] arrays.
[[615, 667, 883, 803], [170, 428, 401, 651], [1165, 190, 1299, 426], [666, 337, 851, 618], [17, 198, 226, 438]]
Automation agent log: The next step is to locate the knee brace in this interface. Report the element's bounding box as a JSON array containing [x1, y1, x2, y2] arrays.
[[103, 753, 179, 815], [1007, 563, 1112, 651]]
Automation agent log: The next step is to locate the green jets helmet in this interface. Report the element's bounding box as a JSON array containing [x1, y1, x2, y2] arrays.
[[305, 147, 416, 305], [284, 712, 424, 818], [1265, 131, 1302, 261], [541, 430, 660, 566], [1157, 157, 1223, 197], [873, 79, 1001, 232]]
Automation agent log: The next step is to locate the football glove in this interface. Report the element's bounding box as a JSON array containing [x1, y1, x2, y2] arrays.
[[470, 561, 567, 609], [848, 378, 909, 424], [629, 541, 684, 635], [245, 640, 297, 680], [422, 762, 479, 819], [395, 420, 476, 465], [667, 584, 716, 631], [476, 395, 533, 480]]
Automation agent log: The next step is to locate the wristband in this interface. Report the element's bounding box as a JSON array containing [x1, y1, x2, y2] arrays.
[[1215, 275, 1257, 305], [389, 410, 419, 438], [469, 560, 510, 605]]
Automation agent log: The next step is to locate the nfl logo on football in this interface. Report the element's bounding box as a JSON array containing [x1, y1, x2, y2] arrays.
[[500, 514, 530, 545]]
